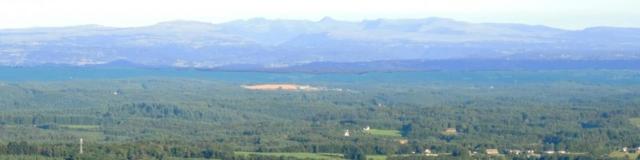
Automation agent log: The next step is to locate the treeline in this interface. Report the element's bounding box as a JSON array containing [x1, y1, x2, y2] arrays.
[[0, 141, 236, 160], [0, 114, 99, 125]]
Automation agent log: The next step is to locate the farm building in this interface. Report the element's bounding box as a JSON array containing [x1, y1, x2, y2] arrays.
[[486, 149, 499, 155]]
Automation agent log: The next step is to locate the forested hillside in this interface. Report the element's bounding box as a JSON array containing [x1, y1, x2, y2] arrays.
[[0, 70, 639, 159]]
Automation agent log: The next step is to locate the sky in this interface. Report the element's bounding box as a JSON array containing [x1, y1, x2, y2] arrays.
[[1, 0, 639, 30]]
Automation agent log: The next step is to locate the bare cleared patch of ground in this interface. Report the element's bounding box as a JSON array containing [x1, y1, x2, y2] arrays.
[[241, 84, 321, 91]]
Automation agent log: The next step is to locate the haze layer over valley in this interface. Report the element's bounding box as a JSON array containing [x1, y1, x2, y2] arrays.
[[1, 17, 639, 70]]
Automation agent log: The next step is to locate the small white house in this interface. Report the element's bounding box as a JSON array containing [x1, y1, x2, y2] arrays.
[[363, 126, 370, 131], [344, 130, 350, 137], [526, 150, 535, 155], [486, 149, 499, 155], [424, 149, 438, 156]]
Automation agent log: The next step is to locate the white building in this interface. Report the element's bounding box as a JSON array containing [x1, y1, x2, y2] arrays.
[[508, 149, 522, 155], [526, 150, 535, 155], [486, 149, 499, 155], [424, 149, 438, 156], [344, 130, 350, 137]]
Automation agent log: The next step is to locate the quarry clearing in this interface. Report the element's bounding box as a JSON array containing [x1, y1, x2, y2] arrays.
[[242, 84, 323, 91]]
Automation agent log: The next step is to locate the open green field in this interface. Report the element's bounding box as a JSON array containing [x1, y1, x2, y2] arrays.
[[630, 118, 640, 128], [236, 152, 388, 160], [66, 130, 104, 142], [609, 151, 640, 160], [366, 155, 388, 160], [236, 152, 344, 159], [59, 125, 100, 130], [368, 129, 402, 137]]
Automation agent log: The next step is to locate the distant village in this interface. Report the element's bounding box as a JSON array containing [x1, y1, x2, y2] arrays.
[[341, 125, 635, 157]]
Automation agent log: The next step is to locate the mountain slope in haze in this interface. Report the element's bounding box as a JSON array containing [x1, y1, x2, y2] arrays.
[[1, 17, 639, 69]]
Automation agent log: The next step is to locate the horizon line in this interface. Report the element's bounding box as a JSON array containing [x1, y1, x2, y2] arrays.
[[0, 16, 637, 31]]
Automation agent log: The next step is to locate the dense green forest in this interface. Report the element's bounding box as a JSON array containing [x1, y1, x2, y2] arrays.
[[0, 69, 640, 159]]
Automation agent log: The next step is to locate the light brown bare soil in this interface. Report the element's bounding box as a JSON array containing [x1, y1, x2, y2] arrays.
[[241, 84, 320, 91]]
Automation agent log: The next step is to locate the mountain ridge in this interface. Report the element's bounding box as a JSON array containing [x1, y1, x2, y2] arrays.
[[1, 17, 639, 70]]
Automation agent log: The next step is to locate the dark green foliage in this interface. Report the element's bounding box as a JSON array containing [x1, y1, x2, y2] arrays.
[[0, 70, 639, 159], [343, 145, 366, 160]]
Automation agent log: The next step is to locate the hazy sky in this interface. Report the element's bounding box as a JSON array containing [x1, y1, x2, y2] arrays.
[[1, 0, 639, 29]]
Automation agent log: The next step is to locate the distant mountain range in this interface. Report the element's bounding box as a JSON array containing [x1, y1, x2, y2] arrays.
[[1, 17, 639, 71]]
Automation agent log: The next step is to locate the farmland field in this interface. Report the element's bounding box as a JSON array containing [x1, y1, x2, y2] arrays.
[[236, 152, 345, 159], [609, 151, 640, 160], [236, 152, 389, 160], [630, 118, 640, 128], [368, 129, 402, 137]]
